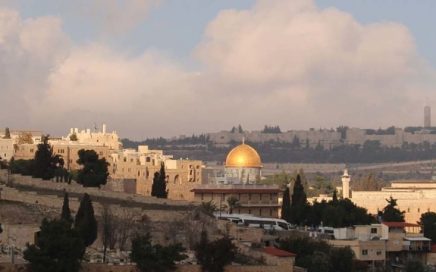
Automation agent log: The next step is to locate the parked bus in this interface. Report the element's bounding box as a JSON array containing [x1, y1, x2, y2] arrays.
[[215, 213, 292, 231]]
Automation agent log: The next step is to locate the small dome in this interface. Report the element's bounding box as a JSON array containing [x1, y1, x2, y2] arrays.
[[225, 143, 262, 168]]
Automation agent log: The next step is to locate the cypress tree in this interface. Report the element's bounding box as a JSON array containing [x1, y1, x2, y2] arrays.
[[290, 174, 308, 225], [33, 135, 56, 180], [61, 191, 73, 224], [157, 162, 168, 198], [74, 193, 98, 247], [23, 218, 85, 272], [151, 172, 160, 197], [281, 186, 291, 222], [332, 190, 338, 204], [3, 127, 11, 139]]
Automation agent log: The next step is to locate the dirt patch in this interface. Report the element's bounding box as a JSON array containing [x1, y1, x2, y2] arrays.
[[0, 200, 58, 225]]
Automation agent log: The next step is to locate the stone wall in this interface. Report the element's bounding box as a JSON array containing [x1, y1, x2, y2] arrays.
[[0, 170, 194, 206], [0, 170, 196, 223]]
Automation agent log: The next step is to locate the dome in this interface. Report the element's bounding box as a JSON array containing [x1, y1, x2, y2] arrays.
[[225, 143, 262, 168]]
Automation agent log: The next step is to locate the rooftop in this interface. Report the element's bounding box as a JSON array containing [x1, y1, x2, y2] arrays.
[[382, 222, 419, 228], [191, 184, 282, 193]]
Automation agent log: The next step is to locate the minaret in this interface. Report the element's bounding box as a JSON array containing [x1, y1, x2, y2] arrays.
[[342, 169, 351, 199], [424, 105, 431, 128]]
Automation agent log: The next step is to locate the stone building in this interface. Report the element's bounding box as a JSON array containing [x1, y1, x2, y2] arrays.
[[192, 142, 282, 217], [0, 138, 14, 161], [110, 146, 202, 200], [309, 169, 436, 223], [329, 222, 430, 268], [8, 124, 204, 201]]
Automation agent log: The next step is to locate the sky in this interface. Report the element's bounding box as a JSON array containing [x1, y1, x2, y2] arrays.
[[0, 0, 435, 139]]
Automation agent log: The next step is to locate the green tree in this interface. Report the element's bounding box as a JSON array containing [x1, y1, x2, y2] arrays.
[[3, 127, 11, 139], [281, 186, 291, 222], [419, 212, 436, 243], [197, 201, 217, 217], [69, 133, 78, 141], [194, 231, 237, 272], [381, 197, 405, 222], [332, 190, 338, 204], [279, 236, 330, 269], [76, 149, 109, 187], [195, 231, 209, 268], [279, 236, 355, 272], [23, 218, 85, 272], [308, 251, 330, 272], [329, 247, 354, 272], [290, 174, 308, 225], [61, 191, 73, 224], [9, 159, 35, 176], [226, 196, 240, 214], [33, 135, 61, 180], [74, 193, 97, 247], [151, 163, 168, 198], [238, 124, 243, 133], [130, 233, 186, 272], [405, 259, 425, 272], [151, 172, 160, 197]]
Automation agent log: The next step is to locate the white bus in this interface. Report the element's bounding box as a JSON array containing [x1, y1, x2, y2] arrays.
[[215, 213, 292, 231]]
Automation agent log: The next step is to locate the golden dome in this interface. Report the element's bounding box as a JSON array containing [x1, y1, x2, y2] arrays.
[[225, 143, 262, 168]]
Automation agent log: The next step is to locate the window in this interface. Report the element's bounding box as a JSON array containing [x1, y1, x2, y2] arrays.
[[418, 208, 420, 213], [248, 193, 251, 200], [362, 250, 368, 256], [371, 228, 377, 234], [376, 251, 382, 256]]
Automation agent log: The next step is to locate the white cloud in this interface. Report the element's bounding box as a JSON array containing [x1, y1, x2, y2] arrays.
[[0, 8, 69, 127], [1, 0, 435, 137], [71, 0, 160, 35]]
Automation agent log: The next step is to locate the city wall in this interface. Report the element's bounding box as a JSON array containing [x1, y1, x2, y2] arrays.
[[0, 170, 195, 222]]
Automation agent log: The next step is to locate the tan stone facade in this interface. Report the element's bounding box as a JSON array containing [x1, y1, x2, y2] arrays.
[[14, 142, 112, 170], [110, 146, 202, 200], [309, 170, 436, 224], [192, 185, 282, 218]]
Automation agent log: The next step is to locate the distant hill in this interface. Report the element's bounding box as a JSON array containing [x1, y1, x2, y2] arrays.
[[121, 135, 436, 164]]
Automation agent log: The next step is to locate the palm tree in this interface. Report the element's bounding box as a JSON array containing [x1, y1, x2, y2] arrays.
[[198, 201, 217, 217], [227, 196, 240, 214]]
